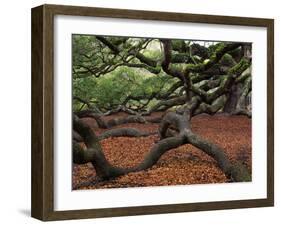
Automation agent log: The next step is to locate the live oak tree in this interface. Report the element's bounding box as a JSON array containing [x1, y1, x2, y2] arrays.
[[72, 35, 252, 184]]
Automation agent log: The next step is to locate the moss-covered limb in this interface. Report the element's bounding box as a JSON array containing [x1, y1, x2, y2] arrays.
[[121, 81, 182, 109], [161, 39, 187, 81], [192, 79, 221, 91], [189, 45, 199, 64], [171, 40, 209, 58], [192, 80, 209, 90], [174, 96, 201, 115], [228, 58, 250, 76], [103, 105, 140, 116], [149, 95, 186, 113], [122, 93, 157, 106], [219, 53, 237, 67], [235, 65, 251, 83], [109, 37, 129, 46], [165, 64, 186, 80], [95, 36, 120, 54], [184, 43, 241, 73], [190, 43, 210, 59], [188, 65, 228, 81], [233, 76, 252, 118], [171, 40, 187, 52], [190, 58, 250, 104], [228, 46, 243, 62], [134, 51, 158, 68], [190, 75, 232, 103], [190, 73, 214, 84], [76, 110, 149, 128], [190, 67, 225, 85], [193, 95, 227, 116], [170, 53, 191, 63], [96, 36, 158, 68], [237, 77, 251, 108], [161, 41, 242, 101], [73, 96, 102, 114], [157, 81, 183, 99]]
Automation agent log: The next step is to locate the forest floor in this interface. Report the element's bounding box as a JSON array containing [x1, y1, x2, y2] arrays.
[[73, 112, 251, 190]]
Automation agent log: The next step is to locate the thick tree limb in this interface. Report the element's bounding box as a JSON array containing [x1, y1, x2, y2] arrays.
[[98, 128, 157, 140], [73, 112, 250, 182], [76, 110, 163, 129], [158, 112, 251, 181], [73, 117, 185, 180], [96, 36, 158, 68], [73, 96, 102, 114]]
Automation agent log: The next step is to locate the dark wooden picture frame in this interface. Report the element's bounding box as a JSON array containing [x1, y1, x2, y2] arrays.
[[31, 4, 274, 221]]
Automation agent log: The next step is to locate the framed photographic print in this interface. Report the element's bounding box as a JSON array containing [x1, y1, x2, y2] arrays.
[[31, 4, 274, 221]]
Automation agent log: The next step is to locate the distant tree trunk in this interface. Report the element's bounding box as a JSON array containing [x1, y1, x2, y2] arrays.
[[224, 84, 243, 113]]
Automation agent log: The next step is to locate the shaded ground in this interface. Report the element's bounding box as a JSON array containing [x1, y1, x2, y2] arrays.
[[73, 113, 251, 190]]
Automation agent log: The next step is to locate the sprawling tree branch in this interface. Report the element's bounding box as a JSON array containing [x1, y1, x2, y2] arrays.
[[72, 37, 252, 187], [73, 112, 251, 182]]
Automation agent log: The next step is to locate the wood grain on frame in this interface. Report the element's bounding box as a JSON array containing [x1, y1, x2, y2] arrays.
[[31, 4, 274, 221]]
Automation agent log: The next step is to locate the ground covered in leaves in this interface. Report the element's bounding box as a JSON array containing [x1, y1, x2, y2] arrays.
[[73, 113, 251, 190]]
